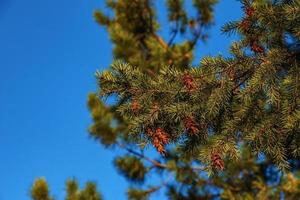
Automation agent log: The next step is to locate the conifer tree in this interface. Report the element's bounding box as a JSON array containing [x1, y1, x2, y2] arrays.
[[31, 0, 300, 199]]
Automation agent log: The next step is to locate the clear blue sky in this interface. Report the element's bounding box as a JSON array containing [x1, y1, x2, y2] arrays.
[[0, 1, 241, 200]]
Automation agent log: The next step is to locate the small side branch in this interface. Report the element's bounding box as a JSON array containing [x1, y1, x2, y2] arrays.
[[116, 142, 207, 171], [152, 33, 168, 50], [167, 21, 179, 47], [117, 142, 167, 168]]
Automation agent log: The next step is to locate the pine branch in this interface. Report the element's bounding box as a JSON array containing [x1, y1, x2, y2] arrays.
[[117, 142, 207, 171], [188, 27, 202, 51], [152, 33, 168, 50], [117, 142, 167, 168]]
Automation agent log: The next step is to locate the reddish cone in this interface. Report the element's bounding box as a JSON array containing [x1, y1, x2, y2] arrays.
[[182, 74, 197, 91], [211, 152, 225, 170], [184, 116, 200, 134]]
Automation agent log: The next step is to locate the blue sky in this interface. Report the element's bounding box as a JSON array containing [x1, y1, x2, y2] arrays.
[[0, 1, 241, 199]]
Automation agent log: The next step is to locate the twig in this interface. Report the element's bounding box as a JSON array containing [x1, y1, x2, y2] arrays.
[[152, 33, 168, 50], [167, 21, 179, 47], [116, 142, 207, 171], [117, 142, 167, 168], [144, 1, 168, 51], [188, 25, 202, 51]]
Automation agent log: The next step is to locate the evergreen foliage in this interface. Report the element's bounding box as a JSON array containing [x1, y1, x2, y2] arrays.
[[30, 178, 102, 200], [31, 178, 53, 200], [114, 156, 147, 183], [98, 0, 300, 171], [31, 0, 300, 199]]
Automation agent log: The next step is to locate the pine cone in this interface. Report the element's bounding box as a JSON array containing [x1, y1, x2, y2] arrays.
[[152, 137, 166, 155], [211, 152, 224, 171], [245, 7, 255, 17], [250, 41, 264, 53], [182, 74, 197, 91], [131, 100, 140, 114], [147, 127, 169, 155], [184, 116, 200, 134], [155, 128, 169, 145]]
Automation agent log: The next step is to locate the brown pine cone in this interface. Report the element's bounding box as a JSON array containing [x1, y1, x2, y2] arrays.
[[211, 152, 225, 171], [245, 7, 255, 17], [155, 128, 169, 145], [131, 99, 140, 114], [184, 116, 200, 134], [147, 127, 169, 155], [152, 137, 166, 155], [251, 41, 264, 53], [182, 74, 197, 91]]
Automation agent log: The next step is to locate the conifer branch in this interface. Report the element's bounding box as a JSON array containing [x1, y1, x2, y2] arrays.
[[188, 28, 201, 51], [116, 142, 207, 171], [116, 142, 167, 168], [152, 33, 168, 50], [144, 0, 168, 51]]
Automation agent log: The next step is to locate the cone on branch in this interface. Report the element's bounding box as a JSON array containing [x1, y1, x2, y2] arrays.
[[250, 41, 264, 54], [147, 127, 169, 155], [183, 116, 200, 135], [245, 6, 255, 17], [155, 128, 169, 145], [211, 151, 225, 171], [182, 74, 197, 91], [131, 99, 140, 114]]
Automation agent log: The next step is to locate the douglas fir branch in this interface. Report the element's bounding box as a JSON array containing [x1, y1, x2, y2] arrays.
[[31, 1, 300, 199]]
